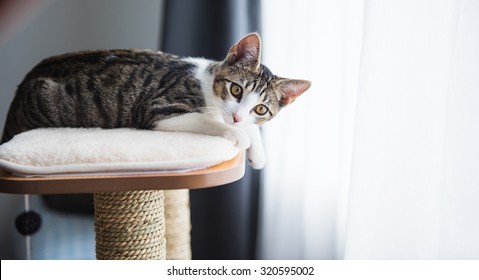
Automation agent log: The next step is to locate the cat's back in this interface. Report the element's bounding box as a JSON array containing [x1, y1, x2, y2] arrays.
[[2, 49, 202, 143], [24, 49, 182, 80]]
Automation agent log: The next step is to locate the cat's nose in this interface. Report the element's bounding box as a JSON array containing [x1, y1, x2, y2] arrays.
[[233, 113, 241, 123]]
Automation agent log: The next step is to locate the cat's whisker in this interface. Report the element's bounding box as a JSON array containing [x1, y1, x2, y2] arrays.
[[199, 96, 234, 118], [203, 97, 225, 108], [198, 105, 232, 120], [198, 107, 226, 115], [198, 106, 223, 111]]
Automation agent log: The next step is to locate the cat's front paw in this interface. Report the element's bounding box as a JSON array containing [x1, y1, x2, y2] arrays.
[[248, 146, 266, 169], [223, 127, 251, 149]]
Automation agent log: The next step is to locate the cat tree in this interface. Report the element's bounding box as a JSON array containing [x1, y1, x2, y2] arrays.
[[0, 129, 245, 259]]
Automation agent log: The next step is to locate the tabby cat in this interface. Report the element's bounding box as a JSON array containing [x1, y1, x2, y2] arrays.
[[1, 33, 310, 169]]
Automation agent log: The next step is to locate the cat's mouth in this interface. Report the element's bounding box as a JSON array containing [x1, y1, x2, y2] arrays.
[[224, 116, 236, 125], [226, 113, 244, 126], [221, 112, 236, 125], [226, 115, 252, 129]]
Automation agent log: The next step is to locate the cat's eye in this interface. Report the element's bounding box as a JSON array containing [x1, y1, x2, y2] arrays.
[[230, 83, 243, 98], [254, 104, 269, 116]]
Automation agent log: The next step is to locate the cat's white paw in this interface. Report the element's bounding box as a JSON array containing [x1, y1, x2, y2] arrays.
[[248, 146, 266, 169], [223, 127, 251, 149]]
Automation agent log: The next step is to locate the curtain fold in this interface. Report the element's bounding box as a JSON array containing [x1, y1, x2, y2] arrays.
[[345, 0, 479, 259], [259, 0, 479, 259], [161, 0, 261, 260], [259, 0, 364, 260]]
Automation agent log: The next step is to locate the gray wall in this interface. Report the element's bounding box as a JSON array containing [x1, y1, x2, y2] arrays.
[[0, 0, 162, 259]]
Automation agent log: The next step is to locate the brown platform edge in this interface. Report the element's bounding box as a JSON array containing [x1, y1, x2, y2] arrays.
[[0, 152, 245, 194]]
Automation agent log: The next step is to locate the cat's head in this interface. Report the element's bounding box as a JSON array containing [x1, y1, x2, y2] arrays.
[[213, 33, 311, 126]]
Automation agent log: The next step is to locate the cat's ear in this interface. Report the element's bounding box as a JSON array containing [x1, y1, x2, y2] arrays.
[[275, 78, 311, 106], [225, 33, 261, 69]]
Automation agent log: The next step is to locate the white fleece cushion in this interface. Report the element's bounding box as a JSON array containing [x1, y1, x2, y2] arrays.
[[0, 128, 240, 175]]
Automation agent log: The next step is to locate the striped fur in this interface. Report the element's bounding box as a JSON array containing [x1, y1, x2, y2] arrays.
[[2, 49, 205, 143]]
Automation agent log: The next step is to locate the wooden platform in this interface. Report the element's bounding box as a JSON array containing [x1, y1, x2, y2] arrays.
[[0, 152, 245, 194]]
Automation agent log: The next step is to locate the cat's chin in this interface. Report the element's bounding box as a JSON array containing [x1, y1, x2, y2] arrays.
[[223, 118, 239, 127], [222, 117, 255, 128], [228, 121, 253, 129]]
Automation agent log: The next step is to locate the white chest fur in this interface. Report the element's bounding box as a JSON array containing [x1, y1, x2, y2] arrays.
[[182, 57, 224, 123]]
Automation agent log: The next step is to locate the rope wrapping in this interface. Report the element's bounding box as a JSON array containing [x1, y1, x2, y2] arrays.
[[164, 189, 192, 260], [94, 190, 166, 260]]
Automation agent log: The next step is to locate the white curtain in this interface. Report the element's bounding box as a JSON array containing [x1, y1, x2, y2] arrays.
[[258, 0, 479, 259]]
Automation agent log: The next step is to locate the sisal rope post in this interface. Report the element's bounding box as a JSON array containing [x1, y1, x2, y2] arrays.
[[93, 190, 166, 260], [164, 189, 192, 260]]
